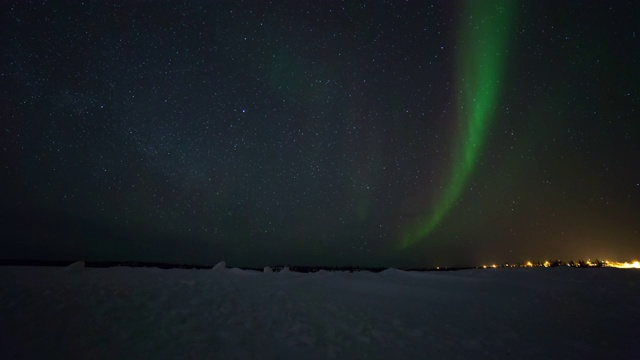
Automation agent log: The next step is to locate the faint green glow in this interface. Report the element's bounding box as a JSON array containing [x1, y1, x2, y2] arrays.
[[399, 1, 515, 249]]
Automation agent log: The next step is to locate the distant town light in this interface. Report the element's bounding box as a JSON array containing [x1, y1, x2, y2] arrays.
[[608, 261, 640, 269], [479, 259, 639, 269]]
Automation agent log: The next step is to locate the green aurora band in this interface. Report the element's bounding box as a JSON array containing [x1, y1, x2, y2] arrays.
[[399, 1, 515, 249]]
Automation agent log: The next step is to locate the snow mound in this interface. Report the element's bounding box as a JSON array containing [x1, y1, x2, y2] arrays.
[[211, 261, 226, 271], [380, 267, 405, 275], [64, 261, 85, 271], [263, 266, 273, 273], [279, 266, 290, 273]]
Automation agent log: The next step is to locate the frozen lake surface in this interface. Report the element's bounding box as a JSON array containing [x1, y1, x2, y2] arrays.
[[1, 265, 638, 359]]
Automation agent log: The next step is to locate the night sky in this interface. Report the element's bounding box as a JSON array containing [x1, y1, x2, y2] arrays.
[[2, 1, 639, 267]]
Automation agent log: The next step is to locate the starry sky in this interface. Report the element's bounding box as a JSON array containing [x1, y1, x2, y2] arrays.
[[2, 0, 639, 267]]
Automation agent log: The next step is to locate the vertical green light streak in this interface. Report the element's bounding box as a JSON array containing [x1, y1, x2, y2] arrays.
[[399, 1, 515, 249]]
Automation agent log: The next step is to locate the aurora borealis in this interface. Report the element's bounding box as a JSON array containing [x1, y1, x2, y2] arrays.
[[400, 0, 515, 249], [2, 1, 639, 267]]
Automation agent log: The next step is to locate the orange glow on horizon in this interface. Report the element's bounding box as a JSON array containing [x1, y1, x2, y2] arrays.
[[607, 261, 640, 269], [477, 259, 640, 269]]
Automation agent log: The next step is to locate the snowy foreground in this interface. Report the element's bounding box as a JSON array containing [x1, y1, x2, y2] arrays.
[[1, 265, 638, 359]]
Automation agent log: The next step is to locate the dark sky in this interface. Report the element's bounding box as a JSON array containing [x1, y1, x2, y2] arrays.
[[2, 0, 639, 267]]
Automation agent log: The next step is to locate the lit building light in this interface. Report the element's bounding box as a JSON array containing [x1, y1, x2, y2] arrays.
[[525, 261, 533, 267], [543, 261, 550, 267]]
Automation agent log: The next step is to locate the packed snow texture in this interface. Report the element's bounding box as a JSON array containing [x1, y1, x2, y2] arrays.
[[0, 266, 638, 359]]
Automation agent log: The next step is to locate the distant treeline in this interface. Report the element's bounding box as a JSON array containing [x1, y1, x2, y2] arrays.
[[0, 259, 476, 272], [0, 259, 610, 271], [0, 259, 212, 270]]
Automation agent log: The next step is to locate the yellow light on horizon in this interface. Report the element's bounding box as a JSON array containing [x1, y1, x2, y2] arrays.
[[525, 261, 533, 267], [608, 261, 640, 269]]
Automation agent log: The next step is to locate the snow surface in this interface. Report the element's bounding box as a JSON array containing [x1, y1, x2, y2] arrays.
[[0, 266, 638, 359]]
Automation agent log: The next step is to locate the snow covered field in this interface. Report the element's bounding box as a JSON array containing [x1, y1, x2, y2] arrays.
[[0, 265, 638, 359]]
